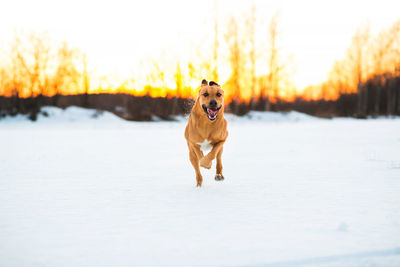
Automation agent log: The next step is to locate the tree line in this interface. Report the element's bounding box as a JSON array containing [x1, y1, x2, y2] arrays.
[[219, 10, 400, 117], [305, 21, 400, 117], [0, 7, 400, 120]]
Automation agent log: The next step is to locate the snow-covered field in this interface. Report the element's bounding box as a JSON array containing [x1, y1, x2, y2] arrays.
[[1, 107, 400, 266]]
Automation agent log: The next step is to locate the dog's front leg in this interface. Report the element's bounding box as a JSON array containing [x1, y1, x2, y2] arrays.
[[189, 144, 204, 187], [215, 147, 224, 181], [200, 141, 224, 169]]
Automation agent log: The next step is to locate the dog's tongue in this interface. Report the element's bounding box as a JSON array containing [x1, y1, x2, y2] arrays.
[[208, 108, 218, 116]]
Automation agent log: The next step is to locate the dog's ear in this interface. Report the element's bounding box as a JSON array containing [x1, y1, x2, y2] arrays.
[[201, 79, 208, 86], [209, 81, 218, 86]]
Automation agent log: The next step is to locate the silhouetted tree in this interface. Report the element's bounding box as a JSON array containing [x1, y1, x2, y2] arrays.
[[225, 16, 244, 114]]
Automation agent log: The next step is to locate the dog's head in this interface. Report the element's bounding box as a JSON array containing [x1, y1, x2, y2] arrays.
[[197, 79, 224, 121]]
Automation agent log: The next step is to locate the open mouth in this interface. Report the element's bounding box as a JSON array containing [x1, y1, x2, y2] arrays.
[[202, 105, 221, 121]]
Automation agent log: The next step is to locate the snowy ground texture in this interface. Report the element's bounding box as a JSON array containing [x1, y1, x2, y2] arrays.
[[1, 107, 400, 267]]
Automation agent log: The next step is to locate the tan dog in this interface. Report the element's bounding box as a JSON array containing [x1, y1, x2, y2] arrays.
[[184, 79, 228, 187]]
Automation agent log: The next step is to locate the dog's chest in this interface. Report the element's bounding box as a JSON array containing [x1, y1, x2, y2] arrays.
[[197, 139, 213, 153]]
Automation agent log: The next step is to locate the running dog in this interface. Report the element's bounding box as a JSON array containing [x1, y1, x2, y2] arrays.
[[184, 79, 228, 187]]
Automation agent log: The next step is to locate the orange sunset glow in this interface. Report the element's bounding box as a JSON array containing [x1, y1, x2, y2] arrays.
[[1, 0, 400, 105]]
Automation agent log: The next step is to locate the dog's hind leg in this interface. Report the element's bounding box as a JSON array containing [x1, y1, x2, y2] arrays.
[[189, 146, 203, 187], [215, 147, 224, 181]]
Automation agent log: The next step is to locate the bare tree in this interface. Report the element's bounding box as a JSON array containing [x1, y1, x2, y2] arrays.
[[225, 16, 243, 113], [212, 0, 219, 82], [328, 60, 350, 96], [246, 2, 257, 109], [268, 11, 281, 103], [383, 21, 400, 115], [53, 41, 80, 105], [0, 67, 8, 113], [347, 23, 370, 116], [260, 11, 282, 111], [169, 62, 185, 115], [29, 33, 51, 99], [10, 35, 29, 99], [174, 63, 183, 98], [82, 53, 90, 107]]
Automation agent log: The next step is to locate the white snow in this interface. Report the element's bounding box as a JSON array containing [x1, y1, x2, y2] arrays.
[[1, 107, 400, 266]]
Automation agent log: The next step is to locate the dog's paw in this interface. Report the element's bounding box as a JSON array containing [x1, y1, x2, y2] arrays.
[[196, 175, 203, 187], [200, 157, 212, 169], [215, 174, 224, 181]]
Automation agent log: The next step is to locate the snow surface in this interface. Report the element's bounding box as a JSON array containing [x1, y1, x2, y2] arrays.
[[1, 106, 400, 266]]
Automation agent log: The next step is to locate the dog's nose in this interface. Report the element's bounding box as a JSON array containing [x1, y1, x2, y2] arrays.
[[209, 100, 217, 108]]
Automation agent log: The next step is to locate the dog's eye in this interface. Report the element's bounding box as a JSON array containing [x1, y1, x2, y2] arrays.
[[216, 92, 222, 97], [203, 93, 209, 97]]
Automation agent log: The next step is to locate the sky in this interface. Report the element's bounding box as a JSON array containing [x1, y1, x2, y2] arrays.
[[0, 0, 399, 91]]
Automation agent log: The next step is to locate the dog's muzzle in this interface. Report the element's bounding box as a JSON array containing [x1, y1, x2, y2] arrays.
[[202, 104, 221, 121]]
